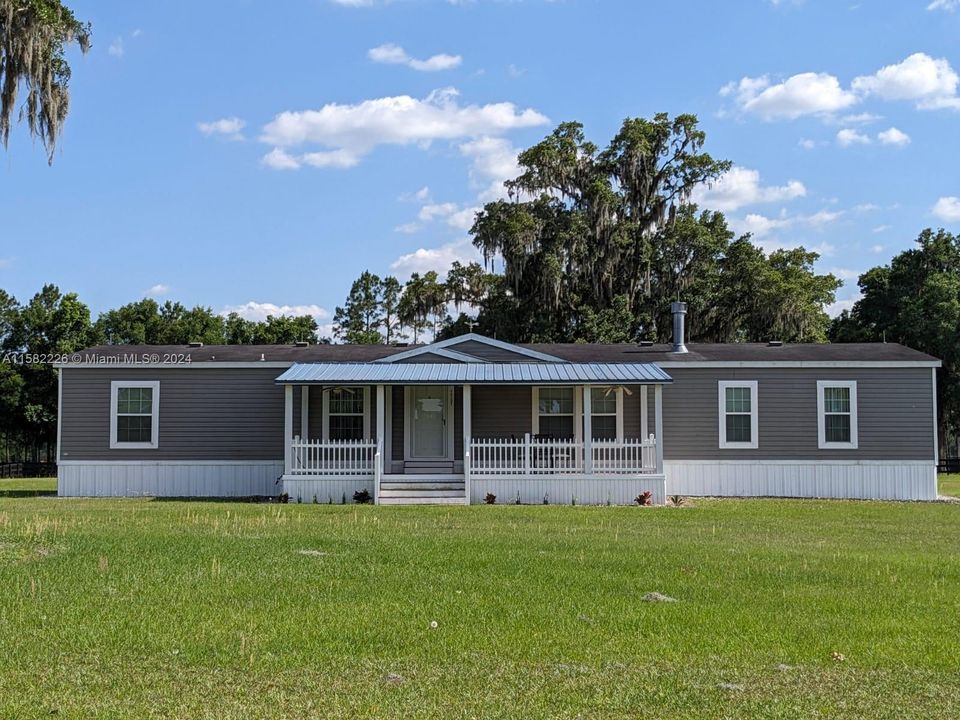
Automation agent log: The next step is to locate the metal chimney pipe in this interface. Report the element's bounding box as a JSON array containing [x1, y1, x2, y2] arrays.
[[671, 302, 688, 353]]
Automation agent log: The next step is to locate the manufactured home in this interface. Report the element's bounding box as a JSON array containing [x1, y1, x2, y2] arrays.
[[55, 304, 941, 504]]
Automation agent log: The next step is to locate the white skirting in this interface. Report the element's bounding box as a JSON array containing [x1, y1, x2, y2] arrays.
[[664, 460, 937, 501], [282, 477, 377, 504], [58, 461, 283, 497], [470, 475, 666, 506]]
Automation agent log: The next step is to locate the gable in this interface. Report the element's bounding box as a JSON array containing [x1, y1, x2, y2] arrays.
[[446, 339, 543, 363], [393, 351, 462, 364]]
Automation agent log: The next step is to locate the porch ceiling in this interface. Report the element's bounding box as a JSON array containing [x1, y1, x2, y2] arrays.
[[275, 362, 672, 385]]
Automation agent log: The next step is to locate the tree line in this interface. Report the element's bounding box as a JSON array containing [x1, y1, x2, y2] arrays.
[[0, 289, 324, 463]]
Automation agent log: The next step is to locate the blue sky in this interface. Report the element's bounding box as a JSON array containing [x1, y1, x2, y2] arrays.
[[2, 0, 959, 335]]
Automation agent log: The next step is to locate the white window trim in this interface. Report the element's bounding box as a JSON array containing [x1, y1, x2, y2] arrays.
[[817, 380, 858, 450], [718, 380, 759, 450], [532, 386, 626, 441], [588, 386, 624, 441], [109, 380, 160, 450], [321, 386, 371, 441]]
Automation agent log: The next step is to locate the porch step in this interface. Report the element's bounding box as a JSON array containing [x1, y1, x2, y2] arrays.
[[403, 461, 454, 474], [380, 488, 465, 498], [380, 481, 465, 491], [382, 473, 463, 482], [379, 496, 467, 505]]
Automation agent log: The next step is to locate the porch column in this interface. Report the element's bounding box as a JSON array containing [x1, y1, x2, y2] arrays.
[[583, 385, 593, 474], [462, 384, 472, 505], [300, 386, 309, 439], [654, 383, 664, 475], [284, 384, 293, 476], [375, 384, 385, 504]]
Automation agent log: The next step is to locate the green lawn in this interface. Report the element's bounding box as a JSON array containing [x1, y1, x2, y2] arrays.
[[939, 473, 960, 497], [0, 498, 958, 719], [0, 476, 56, 496]]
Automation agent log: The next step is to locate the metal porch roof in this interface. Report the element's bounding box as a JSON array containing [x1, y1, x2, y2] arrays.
[[275, 362, 672, 385]]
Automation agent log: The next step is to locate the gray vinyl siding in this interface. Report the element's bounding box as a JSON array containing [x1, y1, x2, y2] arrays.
[[394, 352, 460, 364], [659, 367, 934, 460], [60, 367, 287, 461], [448, 340, 538, 362], [472, 386, 532, 438]]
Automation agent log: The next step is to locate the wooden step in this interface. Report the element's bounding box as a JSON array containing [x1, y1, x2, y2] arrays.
[[380, 481, 465, 491], [379, 496, 467, 505], [379, 488, 466, 498], [382, 474, 463, 482]]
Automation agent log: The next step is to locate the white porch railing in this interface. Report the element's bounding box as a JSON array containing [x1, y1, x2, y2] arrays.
[[469, 434, 658, 478], [289, 436, 378, 477]]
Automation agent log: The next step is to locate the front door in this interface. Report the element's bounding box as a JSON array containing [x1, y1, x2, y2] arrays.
[[409, 386, 449, 459]]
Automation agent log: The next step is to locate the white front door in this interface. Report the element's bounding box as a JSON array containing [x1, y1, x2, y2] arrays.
[[409, 386, 449, 459]]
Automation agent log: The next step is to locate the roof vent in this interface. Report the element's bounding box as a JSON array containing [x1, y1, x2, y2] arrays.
[[294, 341, 310, 347], [187, 341, 203, 348], [671, 302, 688, 354], [639, 340, 654, 347], [768, 340, 783, 347], [391, 342, 410, 347]]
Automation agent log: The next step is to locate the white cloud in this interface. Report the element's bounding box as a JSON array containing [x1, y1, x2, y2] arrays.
[[691, 166, 806, 211], [368, 43, 462, 72], [144, 284, 170, 297], [398, 186, 432, 202], [828, 267, 861, 281], [871, 226, 890, 235], [394, 222, 421, 234], [836, 128, 871, 146], [928, 0, 960, 9], [131, 28, 143, 38], [0, 257, 12, 269], [418, 202, 460, 222], [261, 148, 301, 170], [459, 136, 521, 201], [197, 117, 246, 141], [877, 126, 911, 146], [870, 243, 886, 253], [732, 208, 843, 239], [837, 112, 882, 125], [798, 138, 817, 150], [219, 302, 331, 322], [932, 196, 960, 222], [853, 203, 879, 212], [330, 0, 374, 5], [852, 53, 960, 110], [260, 87, 548, 170], [108, 37, 124, 57], [826, 298, 858, 318], [389, 240, 480, 279], [721, 72, 857, 120]]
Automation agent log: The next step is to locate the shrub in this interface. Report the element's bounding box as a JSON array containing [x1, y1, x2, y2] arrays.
[[634, 491, 653, 506], [484, 492, 496, 505], [543, 493, 549, 505], [278, 493, 289, 504], [669, 494, 685, 506], [353, 489, 373, 505]]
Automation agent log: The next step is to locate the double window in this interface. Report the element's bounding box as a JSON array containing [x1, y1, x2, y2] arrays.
[[326, 387, 367, 441], [533, 386, 623, 441], [110, 381, 160, 449], [718, 381, 758, 449], [817, 381, 858, 449]]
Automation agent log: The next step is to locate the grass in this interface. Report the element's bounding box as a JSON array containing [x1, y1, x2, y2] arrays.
[[0, 476, 56, 497], [939, 473, 960, 497], [0, 498, 958, 719]]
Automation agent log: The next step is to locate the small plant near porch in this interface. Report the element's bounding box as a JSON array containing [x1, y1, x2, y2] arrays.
[[635, 491, 653, 506], [353, 489, 373, 504], [484, 492, 496, 504]]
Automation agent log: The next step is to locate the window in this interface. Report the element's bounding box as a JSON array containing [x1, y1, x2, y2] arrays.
[[817, 380, 858, 449], [535, 387, 575, 439], [718, 381, 758, 449], [110, 381, 159, 449], [590, 387, 620, 440], [327, 387, 367, 440]]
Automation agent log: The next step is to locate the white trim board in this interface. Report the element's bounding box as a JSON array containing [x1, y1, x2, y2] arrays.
[[57, 361, 295, 369], [657, 360, 940, 368], [375, 333, 565, 364], [59, 460, 282, 466], [718, 380, 758, 450], [816, 380, 858, 450]]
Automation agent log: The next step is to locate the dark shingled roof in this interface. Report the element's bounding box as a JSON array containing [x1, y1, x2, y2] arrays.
[[71, 341, 939, 364]]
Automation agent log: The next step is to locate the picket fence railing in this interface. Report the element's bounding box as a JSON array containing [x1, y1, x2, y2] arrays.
[[468, 434, 658, 478]]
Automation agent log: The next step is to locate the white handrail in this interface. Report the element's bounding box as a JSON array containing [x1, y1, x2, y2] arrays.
[[469, 434, 658, 477], [289, 436, 378, 477]]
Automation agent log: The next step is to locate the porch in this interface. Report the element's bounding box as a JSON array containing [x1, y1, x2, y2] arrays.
[[277, 372, 669, 505]]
